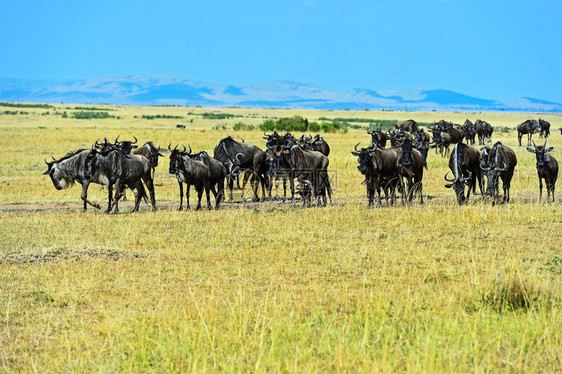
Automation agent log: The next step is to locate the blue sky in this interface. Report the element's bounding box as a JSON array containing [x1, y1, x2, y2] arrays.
[[1, 0, 561, 102]]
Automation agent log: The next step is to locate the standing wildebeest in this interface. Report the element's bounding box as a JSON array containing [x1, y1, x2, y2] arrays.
[[169, 145, 220, 210], [396, 119, 419, 133], [397, 138, 425, 204], [539, 118, 551, 139], [444, 143, 483, 205], [279, 141, 331, 206], [517, 119, 540, 146], [480, 142, 517, 205], [474, 120, 493, 145], [84, 148, 156, 213], [214, 136, 268, 201], [305, 134, 330, 156], [462, 119, 476, 145], [43, 149, 111, 211], [367, 128, 389, 148], [265, 144, 295, 202], [527, 140, 558, 201], [133, 142, 164, 174], [352, 143, 401, 206]]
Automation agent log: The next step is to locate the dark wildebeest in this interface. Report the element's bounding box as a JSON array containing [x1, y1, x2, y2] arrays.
[[480, 142, 517, 205], [169, 145, 219, 210], [280, 141, 331, 206], [527, 140, 558, 202], [462, 119, 476, 145], [389, 128, 411, 148], [517, 119, 540, 146], [352, 142, 401, 207], [397, 138, 425, 204], [214, 136, 269, 202], [444, 143, 483, 205], [367, 128, 389, 148], [265, 143, 295, 202], [84, 148, 156, 213], [538, 118, 551, 139], [133, 142, 164, 175], [43, 149, 111, 211], [479, 146, 492, 191], [396, 119, 419, 133], [305, 134, 330, 156]]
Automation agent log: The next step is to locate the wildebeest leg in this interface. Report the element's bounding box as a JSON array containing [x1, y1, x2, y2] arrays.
[[130, 182, 143, 213], [109, 180, 124, 214], [205, 185, 212, 210], [228, 175, 234, 202], [143, 177, 156, 212], [240, 170, 252, 201], [538, 173, 543, 201], [80, 179, 102, 211], [107, 184, 113, 212], [185, 182, 191, 210], [195, 185, 203, 211], [178, 180, 184, 211]]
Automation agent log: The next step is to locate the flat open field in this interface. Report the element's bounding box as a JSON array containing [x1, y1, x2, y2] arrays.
[[0, 104, 561, 372]]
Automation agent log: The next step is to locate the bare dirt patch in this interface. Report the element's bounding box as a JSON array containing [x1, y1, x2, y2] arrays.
[[0, 246, 142, 265]]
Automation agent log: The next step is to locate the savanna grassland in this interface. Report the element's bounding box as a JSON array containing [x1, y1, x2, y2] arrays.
[[0, 103, 561, 372]]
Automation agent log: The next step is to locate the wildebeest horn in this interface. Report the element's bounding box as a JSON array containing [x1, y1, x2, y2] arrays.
[[114, 135, 120, 144], [354, 143, 361, 152], [497, 162, 507, 171], [95, 138, 101, 147], [44, 158, 49, 165], [181, 144, 186, 152], [240, 138, 245, 143], [131, 135, 138, 144], [459, 171, 472, 182], [235, 153, 244, 161], [187, 144, 192, 155], [168, 143, 172, 151], [444, 172, 455, 182], [480, 161, 490, 171]]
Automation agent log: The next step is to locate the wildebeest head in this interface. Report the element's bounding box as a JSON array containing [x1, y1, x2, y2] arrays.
[[351, 142, 376, 175], [43, 152, 82, 190], [527, 140, 553, 168], [168, 144, 188, 174], [480, 143, 508, 197], [444, 145, 472, 204], [94, 138, 114, 152], [230, 152, 245, 177], [398, 138, 414, 167], [141, 141, 164, 167], [115, 135, 138, 155]]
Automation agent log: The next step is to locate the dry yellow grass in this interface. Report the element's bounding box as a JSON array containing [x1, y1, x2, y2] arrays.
[[0, 104, 560, 372]]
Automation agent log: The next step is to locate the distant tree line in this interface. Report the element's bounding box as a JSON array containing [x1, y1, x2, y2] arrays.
[[0, 102, 53, 109]]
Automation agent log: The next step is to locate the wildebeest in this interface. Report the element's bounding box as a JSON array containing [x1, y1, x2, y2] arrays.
[[526, 140, 558, 201], [265, 143, 295, 202], [444, 143, 483, 205], [474, 120, 493, 145], [538, 118, 551, 139], [480, 142, 517, 205], [352, 142, 401, 206], [396, 119, 419, 133], [305, 134, 330, 156], [279, 141, 331, 206], [397, 138, 425, 204], [462, 119, 476, 145], [169, 145, 220, 210], [367, 128, 389, 148], [133, 142, 163, 174], [84, 148, 156, 213], [214, 136, 269, 201], [43, 149, 110, 211], [517, 119, 540, 146], [479, 146, 492, 191]]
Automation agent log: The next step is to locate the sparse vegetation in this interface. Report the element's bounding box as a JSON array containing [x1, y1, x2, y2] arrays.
[[72, 111, 116, 119]]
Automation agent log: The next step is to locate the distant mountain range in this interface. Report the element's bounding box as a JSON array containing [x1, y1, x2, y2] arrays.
[[1, 77, 561, 112]]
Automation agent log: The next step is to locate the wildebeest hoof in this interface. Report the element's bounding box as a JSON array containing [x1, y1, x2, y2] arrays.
[[94, 203, 101, 210]]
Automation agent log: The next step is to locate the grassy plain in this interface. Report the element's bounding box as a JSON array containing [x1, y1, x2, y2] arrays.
[[0, 103, 561, 372]]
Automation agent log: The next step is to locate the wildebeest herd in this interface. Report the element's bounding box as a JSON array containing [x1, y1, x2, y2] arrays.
[[43, 118, 559, 212]]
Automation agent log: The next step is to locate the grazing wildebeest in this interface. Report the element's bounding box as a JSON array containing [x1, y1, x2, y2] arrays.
[[538, 118, 551, 139], [517, 119, 540, 146], [396, 119, 419, 133], [397, 138, 425, 204], [214, 136, 268, 201], [84, 148, 155, 213], [444, 143, 483, 205], [43, 149, 110, 211], [526, 140, 558, 202], [479, 142, 517, 205], [352, 143, 401, 206], [462, 119, 476, 145], [367, 128, 389, 148], [169, 145, 216, 210], [280, 141, 331, 206]]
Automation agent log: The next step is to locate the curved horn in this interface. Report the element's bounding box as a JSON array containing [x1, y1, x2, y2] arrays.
[[235, 152, 244, 162], [459, 171, 472, 182], [181, 144, 186, 152], [131, 135, 138, 144], [187, 144, 192, 155], [354, 143, 361, 153], [497, 162, 508, 171], [95, 138, 102, 147], [480, 161, 490, 171], [168, 143, 172, 151], [532, 140, 537, 149], [240, 138, 245, 143], [114, 135, 120, 144], [444, 171, 455, 182], [44, 158, 49, 165]]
